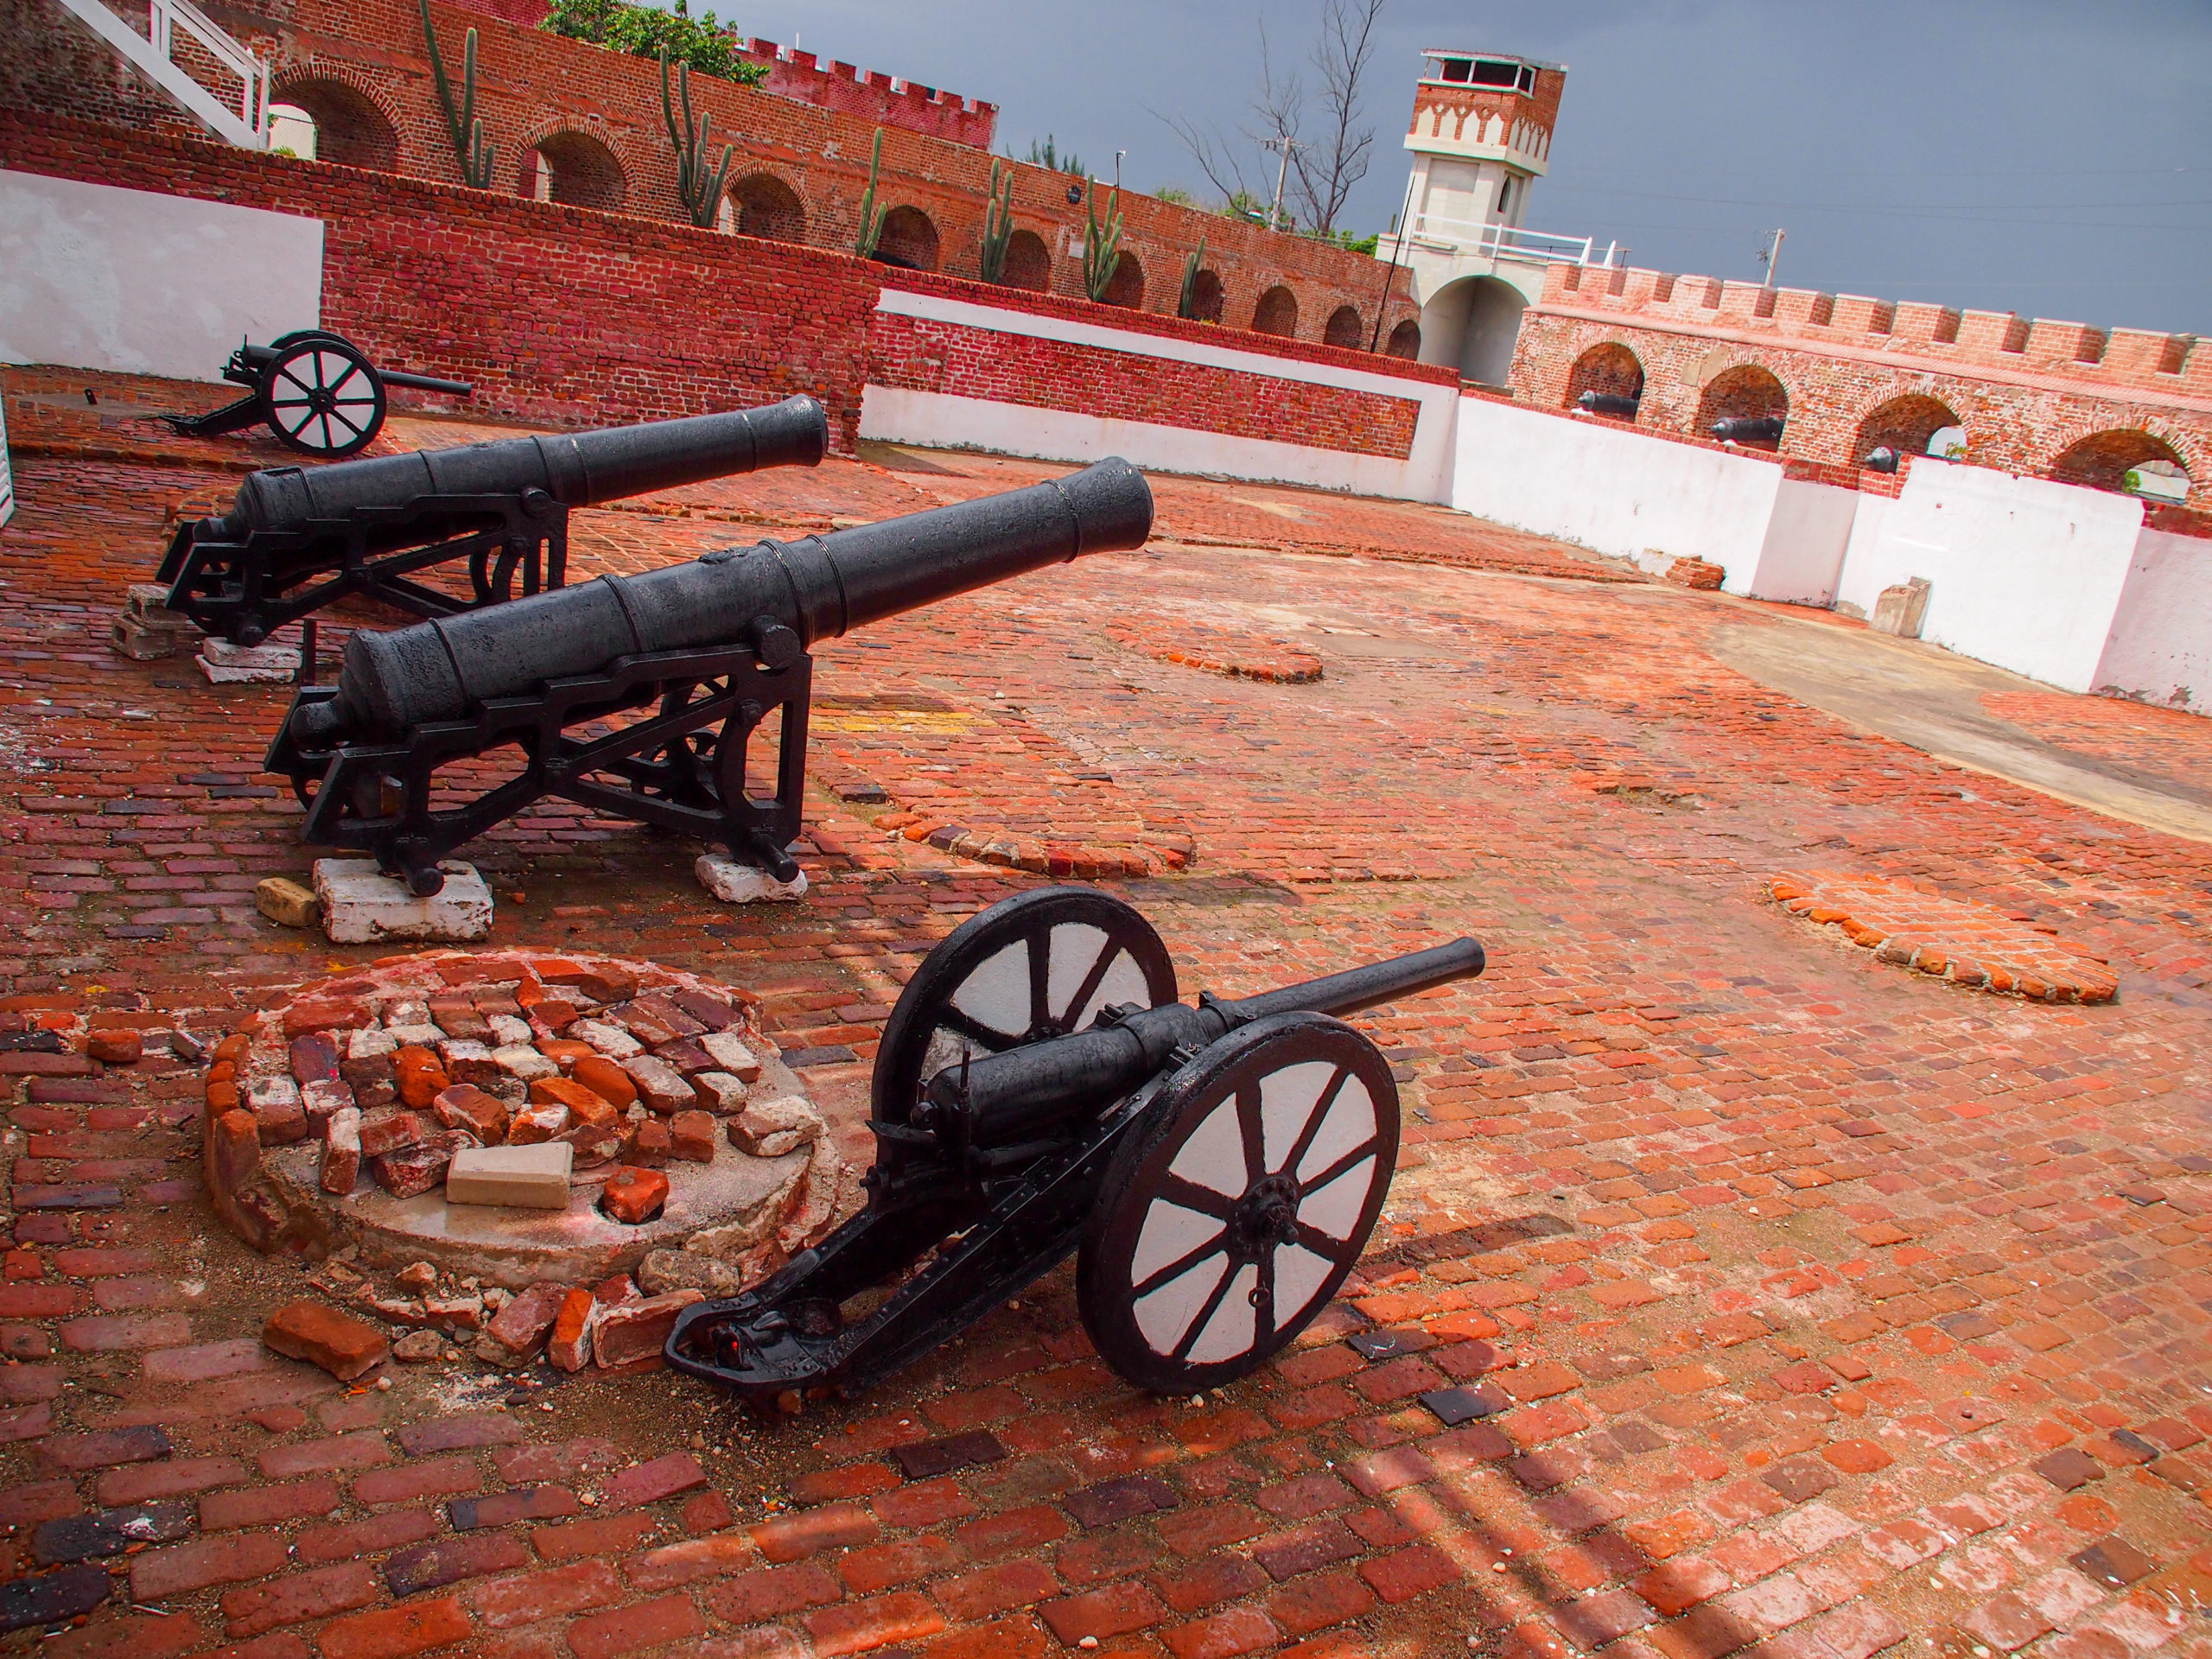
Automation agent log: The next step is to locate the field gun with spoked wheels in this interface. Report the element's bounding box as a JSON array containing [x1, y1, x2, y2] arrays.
[[665, 887, 1487, 1406]]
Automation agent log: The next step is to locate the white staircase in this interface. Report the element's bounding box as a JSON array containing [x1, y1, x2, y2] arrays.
[[50, 0, 271, 149]]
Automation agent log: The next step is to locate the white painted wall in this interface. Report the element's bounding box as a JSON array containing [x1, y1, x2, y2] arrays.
[[1738, 477, 1859, 606], [1450, 395, 1783, 574], [0, 387, 14, 529], [1837, 457, 2146, 693], [2094, 527, 2212, 711], [0, 170, 323, 383], [1833, 492, 1891, 618], [861, 289, 1460, 502]]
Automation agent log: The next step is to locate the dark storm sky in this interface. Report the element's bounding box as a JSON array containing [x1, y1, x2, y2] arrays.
[[692, 0, 2210, 337]]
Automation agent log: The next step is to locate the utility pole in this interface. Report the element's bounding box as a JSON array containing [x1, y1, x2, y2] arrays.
[[1114, 149, 1125, 194], [1758, 227, 1786, 289], [1264, 132, 1303, 232]]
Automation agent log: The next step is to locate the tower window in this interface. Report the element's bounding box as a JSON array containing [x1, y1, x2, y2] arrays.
[[1440, 58, 1471, 81]]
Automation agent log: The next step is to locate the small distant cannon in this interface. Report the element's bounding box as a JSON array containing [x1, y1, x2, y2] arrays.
[[1575, 390, 1641, 418], [163, 329, 474, 460], [664, 886, 1488, 1404], [157, 397, 830, 647], [1710, 415, 1785, 445], [264, 456, 1155, 895], [1864, 446, 1900, 474]]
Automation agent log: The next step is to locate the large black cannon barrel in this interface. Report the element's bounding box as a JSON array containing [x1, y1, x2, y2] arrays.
[[293, 454, 1154, 746], [1710, 415, 1784, 444], [209, 395, 830, 550], [917, 936, 1487, 1147]]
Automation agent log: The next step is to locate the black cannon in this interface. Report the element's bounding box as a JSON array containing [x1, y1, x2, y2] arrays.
[[1863, 446, 1900, 474], [664, 887, 1487, 1405], [162, 329, 474, 461], [158, 396, 830, 647], [1710, 415, 1785, 445], [1576, 390, 1641, 418], [264, 456, 1154, 894]]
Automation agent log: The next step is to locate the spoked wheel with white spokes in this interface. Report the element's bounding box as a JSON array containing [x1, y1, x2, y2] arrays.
[[1077, 1010, 1399, 1394], [871, 887, 1178, 1132], [261, 336, 387, 459]]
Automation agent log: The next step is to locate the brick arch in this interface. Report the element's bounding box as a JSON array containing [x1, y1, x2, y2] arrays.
[[269, 67, 403, 173], [1386, 319, 1421, 359], [1101, 248, 1143, 309], [1696, 362, 1789, 450], [1852, 393, 1961, 466], [875, 205, 939, 271], [728, 172, 804, 243], [1001, 229, 1052, 291], [2048, 427, 2190, 495], [1182, 266, 1224, 323], [514, 117, 632, 211], [1252, 285, 1297, 338], [1565, 341, 1644, 417], [1324, 304, 1363, 350]]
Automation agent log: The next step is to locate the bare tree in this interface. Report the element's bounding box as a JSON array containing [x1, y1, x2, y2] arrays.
[[1289, 0, 1383, 236], [1154, 2, 1382, 234]]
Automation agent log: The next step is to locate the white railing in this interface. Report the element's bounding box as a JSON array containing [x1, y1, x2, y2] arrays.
[[1397, 213, 1619, 268], [50, 0, 270, 149]]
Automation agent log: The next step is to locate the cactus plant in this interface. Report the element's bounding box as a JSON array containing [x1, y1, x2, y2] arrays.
[[854, 128, 888, 259], [1178, 238, 1208, 321], [978, 159, 1016, 283], [1081, 178, 1124, 303], [661, 48, 734, 228], [422, 0, 494, 189]]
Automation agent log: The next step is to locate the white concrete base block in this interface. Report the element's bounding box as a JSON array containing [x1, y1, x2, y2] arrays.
[[696, 855, 808, 905], [199, 639, 300, 684], [313, 859, 492, 944]]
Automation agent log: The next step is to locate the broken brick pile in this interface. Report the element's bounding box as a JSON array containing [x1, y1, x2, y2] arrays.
[[1765, 872, 2121, 1002], [200, 950, 842, 1278], [1101, 614, 1325, 684]]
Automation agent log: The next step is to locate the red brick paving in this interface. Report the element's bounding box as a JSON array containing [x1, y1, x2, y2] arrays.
[[0, 388, 2208, 1658]]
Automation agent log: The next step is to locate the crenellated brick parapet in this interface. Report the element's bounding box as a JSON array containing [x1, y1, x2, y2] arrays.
[[731, 40, 995, 149], [1511, 262, 2210, 509]]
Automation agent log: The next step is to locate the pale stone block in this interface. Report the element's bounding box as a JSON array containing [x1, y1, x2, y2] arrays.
[[572, 1019, 642, 1060], [381, 1024, 444, 1049], [696, 854, 808, 905], [487, 1015, 534, 1048], [312, 860, 492, 945], [198, 638, 301, 683], [348, 1026, 399, 1060], [255, 876, 321, 928], [690, 1071, 748, 1114], [728, 1095, 824, 1158], [493, 1044, 558, 1082], [446, 1142, 575, 1210], [698, 1031, 762, 1083]]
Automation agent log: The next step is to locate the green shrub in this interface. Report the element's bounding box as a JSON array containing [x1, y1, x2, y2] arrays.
[[541, 0, 767, 85]]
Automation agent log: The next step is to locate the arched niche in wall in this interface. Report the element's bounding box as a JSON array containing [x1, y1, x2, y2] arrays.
[[1324, 304, 1363, 350], [526, 130, 626, 211], [1001, 229, 1052, 291], [1416, 275, 1524, 385], [268, 78, 398, 172], [2050, 429, 2190, 498], [1386, 319, 1421, 359], [1252, 285, 1298, 338], [1101, 250, 1143, 308], [874, 206, 940, 271], [1852, 394, 1961, 466], [1183, 267, 1225, 323], [1564, 342, 1644, 417], [729, 172, 804, 242], [1695, 363, 1789, 449]]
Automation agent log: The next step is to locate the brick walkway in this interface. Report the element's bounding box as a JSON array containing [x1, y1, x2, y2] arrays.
[[0, 389, 2208, 1659]]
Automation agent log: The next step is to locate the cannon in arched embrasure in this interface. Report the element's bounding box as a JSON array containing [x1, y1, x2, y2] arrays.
[[262, 456, 1155, 894], [156, 392, 830, 646], [665, 887, 1488, 1406]]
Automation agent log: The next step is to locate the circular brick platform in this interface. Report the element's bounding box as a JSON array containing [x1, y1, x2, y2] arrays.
[[1765, 871, 2119, 1003], [201, 950, 842, 1287], [1102, 616, 1323, 683]]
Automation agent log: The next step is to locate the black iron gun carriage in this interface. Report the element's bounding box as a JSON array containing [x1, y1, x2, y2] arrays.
[[159, 395, 830, 647], [162, 329, 474, 461], [665, 887, 1487, 1405], [264, 455, 1155, 894]]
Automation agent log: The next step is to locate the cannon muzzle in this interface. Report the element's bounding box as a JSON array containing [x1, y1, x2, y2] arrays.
[[1710, 415, 1784, 444], [211, 395, 829, 551], [293, 455, 1154, 746]]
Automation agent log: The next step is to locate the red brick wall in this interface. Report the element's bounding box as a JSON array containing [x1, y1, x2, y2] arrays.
[[3, 0, 1416, 352], [1510, 263, 2212, 510], [0, 110, 1440, 467], [868, 312, 1423, 461]]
